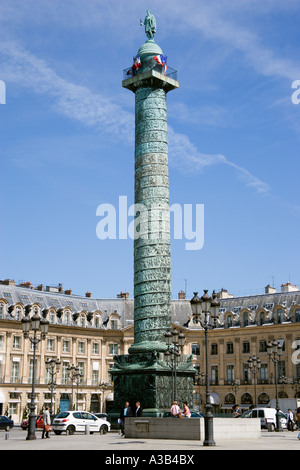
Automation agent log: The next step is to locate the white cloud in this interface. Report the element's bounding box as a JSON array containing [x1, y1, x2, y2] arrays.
[[1, 39, 271, 194]]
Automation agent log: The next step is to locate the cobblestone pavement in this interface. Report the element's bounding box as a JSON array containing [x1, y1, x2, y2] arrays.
[[1, 427, 299, 452]]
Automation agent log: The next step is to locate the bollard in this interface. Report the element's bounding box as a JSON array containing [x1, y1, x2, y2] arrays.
[[5, 430, 9, 440], [85, 423, 90, 435]]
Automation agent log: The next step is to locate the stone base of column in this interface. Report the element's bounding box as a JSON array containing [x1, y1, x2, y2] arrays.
[[110, 352, 195, 412]]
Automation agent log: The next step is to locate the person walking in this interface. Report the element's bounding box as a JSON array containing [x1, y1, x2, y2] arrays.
[[42, 406, 51, 439], [119, 401, 132, 436], [183, 402, 191, 418]]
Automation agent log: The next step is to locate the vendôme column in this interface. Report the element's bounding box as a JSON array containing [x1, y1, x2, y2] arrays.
[[111, 11, 195, 413], [127, 18, 178, 354]]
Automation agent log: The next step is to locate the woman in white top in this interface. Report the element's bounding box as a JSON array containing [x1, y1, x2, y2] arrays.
[[170, 401, 181, 417]]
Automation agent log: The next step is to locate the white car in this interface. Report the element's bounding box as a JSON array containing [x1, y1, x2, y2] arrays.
[[52, 411, 110, 435]]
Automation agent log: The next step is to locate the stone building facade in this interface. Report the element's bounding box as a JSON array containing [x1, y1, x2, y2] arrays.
[[0, 280, 299, 423]]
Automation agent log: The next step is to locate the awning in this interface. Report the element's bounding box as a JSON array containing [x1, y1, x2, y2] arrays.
[[209, 392, 220, 405], [106, 392, 114, 401]]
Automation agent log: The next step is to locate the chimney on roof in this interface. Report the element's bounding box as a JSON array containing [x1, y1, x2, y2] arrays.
[[281, 282, 299, 293], [65, 289, 72, 295], [36, 284, 44, 291], [265, 284, 276, 294], [0, 279, 15, 286], [178, 290, 186, 300], [117, 291, 129, 299], [85, 291, 92, 298], [217, 289, 234, 299]]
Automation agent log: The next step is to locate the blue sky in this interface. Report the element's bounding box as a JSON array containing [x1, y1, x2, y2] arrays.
[[1, 0, 299, 300]]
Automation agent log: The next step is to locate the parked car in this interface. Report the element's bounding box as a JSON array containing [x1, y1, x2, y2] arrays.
[[52, 411, 111, 435], [94, 413, 108, 421], [242, 407, 287, 430], [0, 415, 14, 431], [21, 414, 44, 430]]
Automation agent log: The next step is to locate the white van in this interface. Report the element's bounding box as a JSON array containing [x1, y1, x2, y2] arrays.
[[249, 408, 287, 430]]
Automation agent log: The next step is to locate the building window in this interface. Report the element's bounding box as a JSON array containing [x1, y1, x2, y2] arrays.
[[295, 309, 300, 323], [242, 342, 250, 354], [109, 343, 118, 355], [260, 364, 268, 383], [226, 342, 234, 354], [111, 319, 118, 330], [47, 338, 55, 352], [243, 312, 249, 327], [63, 340, 70, 353], [191, 343, 200, 356], [226, 365, 234, 383], [259, 312, 265, 326], [227, 315, 233, 328], [277, 309, 283, 324], [11, 361, 20, 383], [13, 336, 21, 349], [78, 341, 85, 354], [92, 370, 99, 385], [0, 303, 4, 319], [93, 342, 99, 355], [259, 340, 267, 352], [211, 343, 218, 355], [211, 366, 218, 384]]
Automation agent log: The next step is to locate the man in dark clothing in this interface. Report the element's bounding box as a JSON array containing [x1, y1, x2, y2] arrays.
[[119, 401, 132, 436], [135, 402, 142, 417]]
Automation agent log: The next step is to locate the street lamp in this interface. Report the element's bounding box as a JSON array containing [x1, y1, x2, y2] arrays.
[[190, 290, 220, 447], [164, 328, 185, 403], [99, 381, 109, 413], [67, 364, 82, 410], [267, 340, 283, 432], [46, 357, 61, 416], [248, 356, 261, 407], [21, 308, 49, 440]]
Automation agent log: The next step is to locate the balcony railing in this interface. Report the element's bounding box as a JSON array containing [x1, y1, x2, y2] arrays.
[[123, 64, 178, 82]]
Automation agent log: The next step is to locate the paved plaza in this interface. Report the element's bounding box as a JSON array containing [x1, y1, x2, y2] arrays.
[[1, 427, 299, 452]]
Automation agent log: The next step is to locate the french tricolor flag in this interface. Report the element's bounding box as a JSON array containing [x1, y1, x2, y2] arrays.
[[154, 54, 167, 74]]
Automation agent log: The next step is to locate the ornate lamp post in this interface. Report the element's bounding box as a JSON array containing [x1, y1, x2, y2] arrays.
[[267, 340, 283, 431], [248, 356, 261, 407], [67, 364, 81, 410], [46, 357, 61, 416], [99, 381, 109, 413], [190, 290, 220, 447], [21, 308, 49, 440], [195, 371, 205, 412], [164, 329, 185, 403]]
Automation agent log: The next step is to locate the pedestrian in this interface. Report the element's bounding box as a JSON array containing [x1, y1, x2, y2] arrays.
[[42, 406, 51, 439], [183, 402, 191, 418], [170, 400, 181, 418], [232, 405, 241, 417], [119, 401, 132, 436], [287, 409, 295, 431], [295, 407, 300, 430], [135, 402, 142, 417]]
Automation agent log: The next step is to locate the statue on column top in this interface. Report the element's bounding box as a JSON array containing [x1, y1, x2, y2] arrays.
[[140, 10, 156, 40]]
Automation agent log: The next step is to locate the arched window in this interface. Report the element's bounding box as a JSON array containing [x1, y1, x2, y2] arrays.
[[241, 393, 253, 405], [227, 315, 232, 328], [258, 393, 269, 405], [224, 393, 235, 404], [243, 312, 249, 327], [277, 308, 283, 324], [259, 312, 265, 326]]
